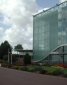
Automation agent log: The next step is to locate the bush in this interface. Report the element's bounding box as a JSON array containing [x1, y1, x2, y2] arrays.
[[34, 66, 43, 72], [3, 55, 8, 60], [8, 63, 12, 68], [15, 66, 19, 70], [28, 68, 35, 72], [34, 63, 40, 66], [2, 63, 7, 67], [40, 70, 49, 74], [12, 66, 20, 70], [23, 53, 31, 65], [14, 60, 23, 66], [53, 68, 64, 76], [21, 66, 28, 71], [64, 74, 67, 78], [0, 59, 6, 63], [46, 71, 53, 75], [19, 67, 23, 70]]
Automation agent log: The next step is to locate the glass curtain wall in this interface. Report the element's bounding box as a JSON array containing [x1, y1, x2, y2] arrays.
[[33, 1, 67, 61]]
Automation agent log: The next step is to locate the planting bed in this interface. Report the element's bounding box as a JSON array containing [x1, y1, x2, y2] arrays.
[[1, 63, 67, 78]]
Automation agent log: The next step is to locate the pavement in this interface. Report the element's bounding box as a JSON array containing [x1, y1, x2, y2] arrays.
[[0, 67, 67, 85]]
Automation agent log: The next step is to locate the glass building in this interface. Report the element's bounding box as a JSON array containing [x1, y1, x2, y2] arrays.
[[33, 1, 67, 63]]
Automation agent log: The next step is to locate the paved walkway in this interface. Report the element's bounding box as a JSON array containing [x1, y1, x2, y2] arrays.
[[0, 67, 67, 85]]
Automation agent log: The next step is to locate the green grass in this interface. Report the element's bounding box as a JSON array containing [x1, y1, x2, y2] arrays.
[[42, 66, 56, 71], [27, 66, 56, 72], [42, 66, 67, 74], [64, 68, 67, 74]]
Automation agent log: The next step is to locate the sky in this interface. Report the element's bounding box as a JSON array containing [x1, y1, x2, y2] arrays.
[[0, 0, 67, 50]]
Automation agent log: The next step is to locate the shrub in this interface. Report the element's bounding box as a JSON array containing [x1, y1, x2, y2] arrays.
[[14, 60, 23, 66], [40, 70, 49, 74], [11, 65, 20, 70], [34, 63, 40, 66], [34, 66, 43, 72], [23, 53, 31, 65], [0, 59, 6, 63], [46, 71, 53, 75], [15, 66, 19, 70], [11, 65, 15, 69], [3, 55, 8, 60], [28, 68, 35, 72], [17, 66, 22, 70], [8, 63, 12, 68], [53, 68, 64, 76], [64, 74, 67, 78], [21, 66, 28, 71], [2, 63, 7, 67]]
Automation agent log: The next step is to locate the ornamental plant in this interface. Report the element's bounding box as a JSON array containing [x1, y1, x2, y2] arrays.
[[23, 53, 31, 65], [53, 68, 64, 76], [56, 64, 67, 68], [40, 70, 49, 74], [21, 66, 28, 71], [34, 66, 43, 72], [1, 63, 7, 67]]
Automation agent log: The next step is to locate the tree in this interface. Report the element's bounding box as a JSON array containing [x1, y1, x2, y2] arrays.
[[23, 53, 31, 65], [14, 44, 23, 50], [3, 55, 8, 60], [0, 40, 12, 59]]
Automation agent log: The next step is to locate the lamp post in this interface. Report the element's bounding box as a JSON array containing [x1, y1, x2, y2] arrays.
[[8, 48, 12, 67]]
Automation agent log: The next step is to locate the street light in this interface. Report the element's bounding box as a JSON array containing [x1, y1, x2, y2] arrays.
[[8, 49, 12, 67]]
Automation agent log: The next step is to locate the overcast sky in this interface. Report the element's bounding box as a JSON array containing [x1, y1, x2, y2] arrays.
[[0, 0, 66, 49]]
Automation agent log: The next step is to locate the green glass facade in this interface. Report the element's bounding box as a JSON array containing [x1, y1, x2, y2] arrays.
[[33, 1, 67, 62]]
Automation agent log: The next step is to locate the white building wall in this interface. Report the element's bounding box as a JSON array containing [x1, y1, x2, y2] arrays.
[[19, 52, 33, 56]]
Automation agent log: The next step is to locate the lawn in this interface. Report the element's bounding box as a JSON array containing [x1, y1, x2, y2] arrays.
[[42, 66, 67, 74]]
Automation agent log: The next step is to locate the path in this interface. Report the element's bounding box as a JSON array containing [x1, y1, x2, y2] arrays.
[[0, 67, 67, 85]]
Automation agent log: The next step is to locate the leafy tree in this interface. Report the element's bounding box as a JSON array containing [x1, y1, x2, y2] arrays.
[[23, 53, 31, 65], [3, 55, 8, 60], [0, 40, 12, 59], [14, 44, 23, 50]]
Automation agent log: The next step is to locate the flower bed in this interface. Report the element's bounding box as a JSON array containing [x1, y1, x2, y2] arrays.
[[1, 63, 67, 78], [1, 63, 8, 67], [56, 64, 67, 68]]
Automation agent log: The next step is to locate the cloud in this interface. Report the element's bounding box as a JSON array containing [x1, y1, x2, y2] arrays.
[[0, 27, 4, 35], [0, 0, 39, 49], [33, 7, 49, 15], [60, 0, 67, 3]]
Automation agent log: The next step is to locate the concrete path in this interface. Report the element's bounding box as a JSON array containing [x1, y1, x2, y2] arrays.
[[0, 67, 67, 85]]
